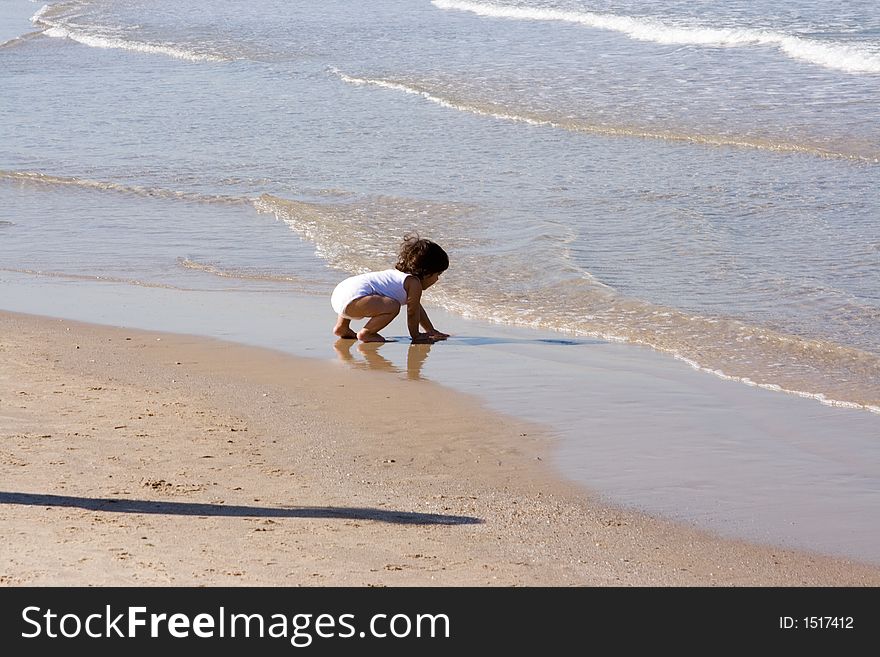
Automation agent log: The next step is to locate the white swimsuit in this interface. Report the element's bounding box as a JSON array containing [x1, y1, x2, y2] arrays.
[[331, 269, 412, 318]]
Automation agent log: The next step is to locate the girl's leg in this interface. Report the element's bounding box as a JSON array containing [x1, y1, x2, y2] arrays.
[[333, 315, 357, 339], [344, 295, 401, 342]]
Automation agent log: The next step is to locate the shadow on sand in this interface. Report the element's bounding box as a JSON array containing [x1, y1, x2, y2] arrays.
[[0, 491, 481, 526]]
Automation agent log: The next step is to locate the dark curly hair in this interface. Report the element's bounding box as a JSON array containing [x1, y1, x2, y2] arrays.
[[395, 233, 449, 279]]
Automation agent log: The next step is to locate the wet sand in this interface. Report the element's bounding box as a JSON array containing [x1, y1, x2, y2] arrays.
[[2, 310, 878, 586]]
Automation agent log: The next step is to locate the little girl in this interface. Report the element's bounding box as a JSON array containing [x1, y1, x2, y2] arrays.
[[331, 234, 450, 343]]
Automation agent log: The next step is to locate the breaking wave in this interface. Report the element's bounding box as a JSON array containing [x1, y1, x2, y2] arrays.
[[432, 0, 880, 75], [331, 69, 879, 162]]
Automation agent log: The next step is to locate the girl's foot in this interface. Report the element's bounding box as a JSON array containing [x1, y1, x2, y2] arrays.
[[333, 315, 358, 339], [357, 329, 387, 343]]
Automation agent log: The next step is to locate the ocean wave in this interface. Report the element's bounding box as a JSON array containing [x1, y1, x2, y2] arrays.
[[253, 192, 481, 276], [0, 170, 252, 205], [432, 0, 880, 75], [1, 264, 326, 294], [177, 258, 320, 288], [0, 267, 182, 290], [31, 2, 229, 62], [331, 69, 879, 162], [0, 29, 46, 50], [673, 352, 880, 415], [439, 279, 880, 415]]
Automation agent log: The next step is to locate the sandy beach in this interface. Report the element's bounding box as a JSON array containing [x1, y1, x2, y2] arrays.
[[2, 310, 878, 586]]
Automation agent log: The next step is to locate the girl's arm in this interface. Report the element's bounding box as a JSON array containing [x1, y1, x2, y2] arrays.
[[404, 276, 428, 341], [404, 277, 448, 342], [419, 304, 435, 332], [419, 305, 449, 339]]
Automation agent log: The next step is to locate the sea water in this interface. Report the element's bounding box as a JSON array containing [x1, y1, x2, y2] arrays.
[[2, 0, 879, 561]]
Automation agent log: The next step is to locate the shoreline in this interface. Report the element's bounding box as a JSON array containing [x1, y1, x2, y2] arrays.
[[2, 310, 879, 586]]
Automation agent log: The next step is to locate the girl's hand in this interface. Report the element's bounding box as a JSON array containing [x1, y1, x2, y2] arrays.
[[411, 332, 447, 343]]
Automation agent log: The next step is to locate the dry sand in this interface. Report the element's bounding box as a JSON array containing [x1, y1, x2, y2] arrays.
[[2, 310, 879, 586]]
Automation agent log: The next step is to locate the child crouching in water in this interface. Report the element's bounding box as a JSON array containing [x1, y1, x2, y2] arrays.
[[331, 234, 450, 343]]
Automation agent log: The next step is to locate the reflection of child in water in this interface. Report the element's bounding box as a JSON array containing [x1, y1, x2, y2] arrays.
[[331, 234, 450, 343], [333, 340, 432, 381]]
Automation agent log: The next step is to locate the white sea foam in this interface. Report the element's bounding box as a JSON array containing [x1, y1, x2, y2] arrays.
[[432, 0, 880, 74], [40, 25, 226, 62], [31, 4, 227, 62], [672, 353, 880, 415], [330, 67, 554, 127]]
